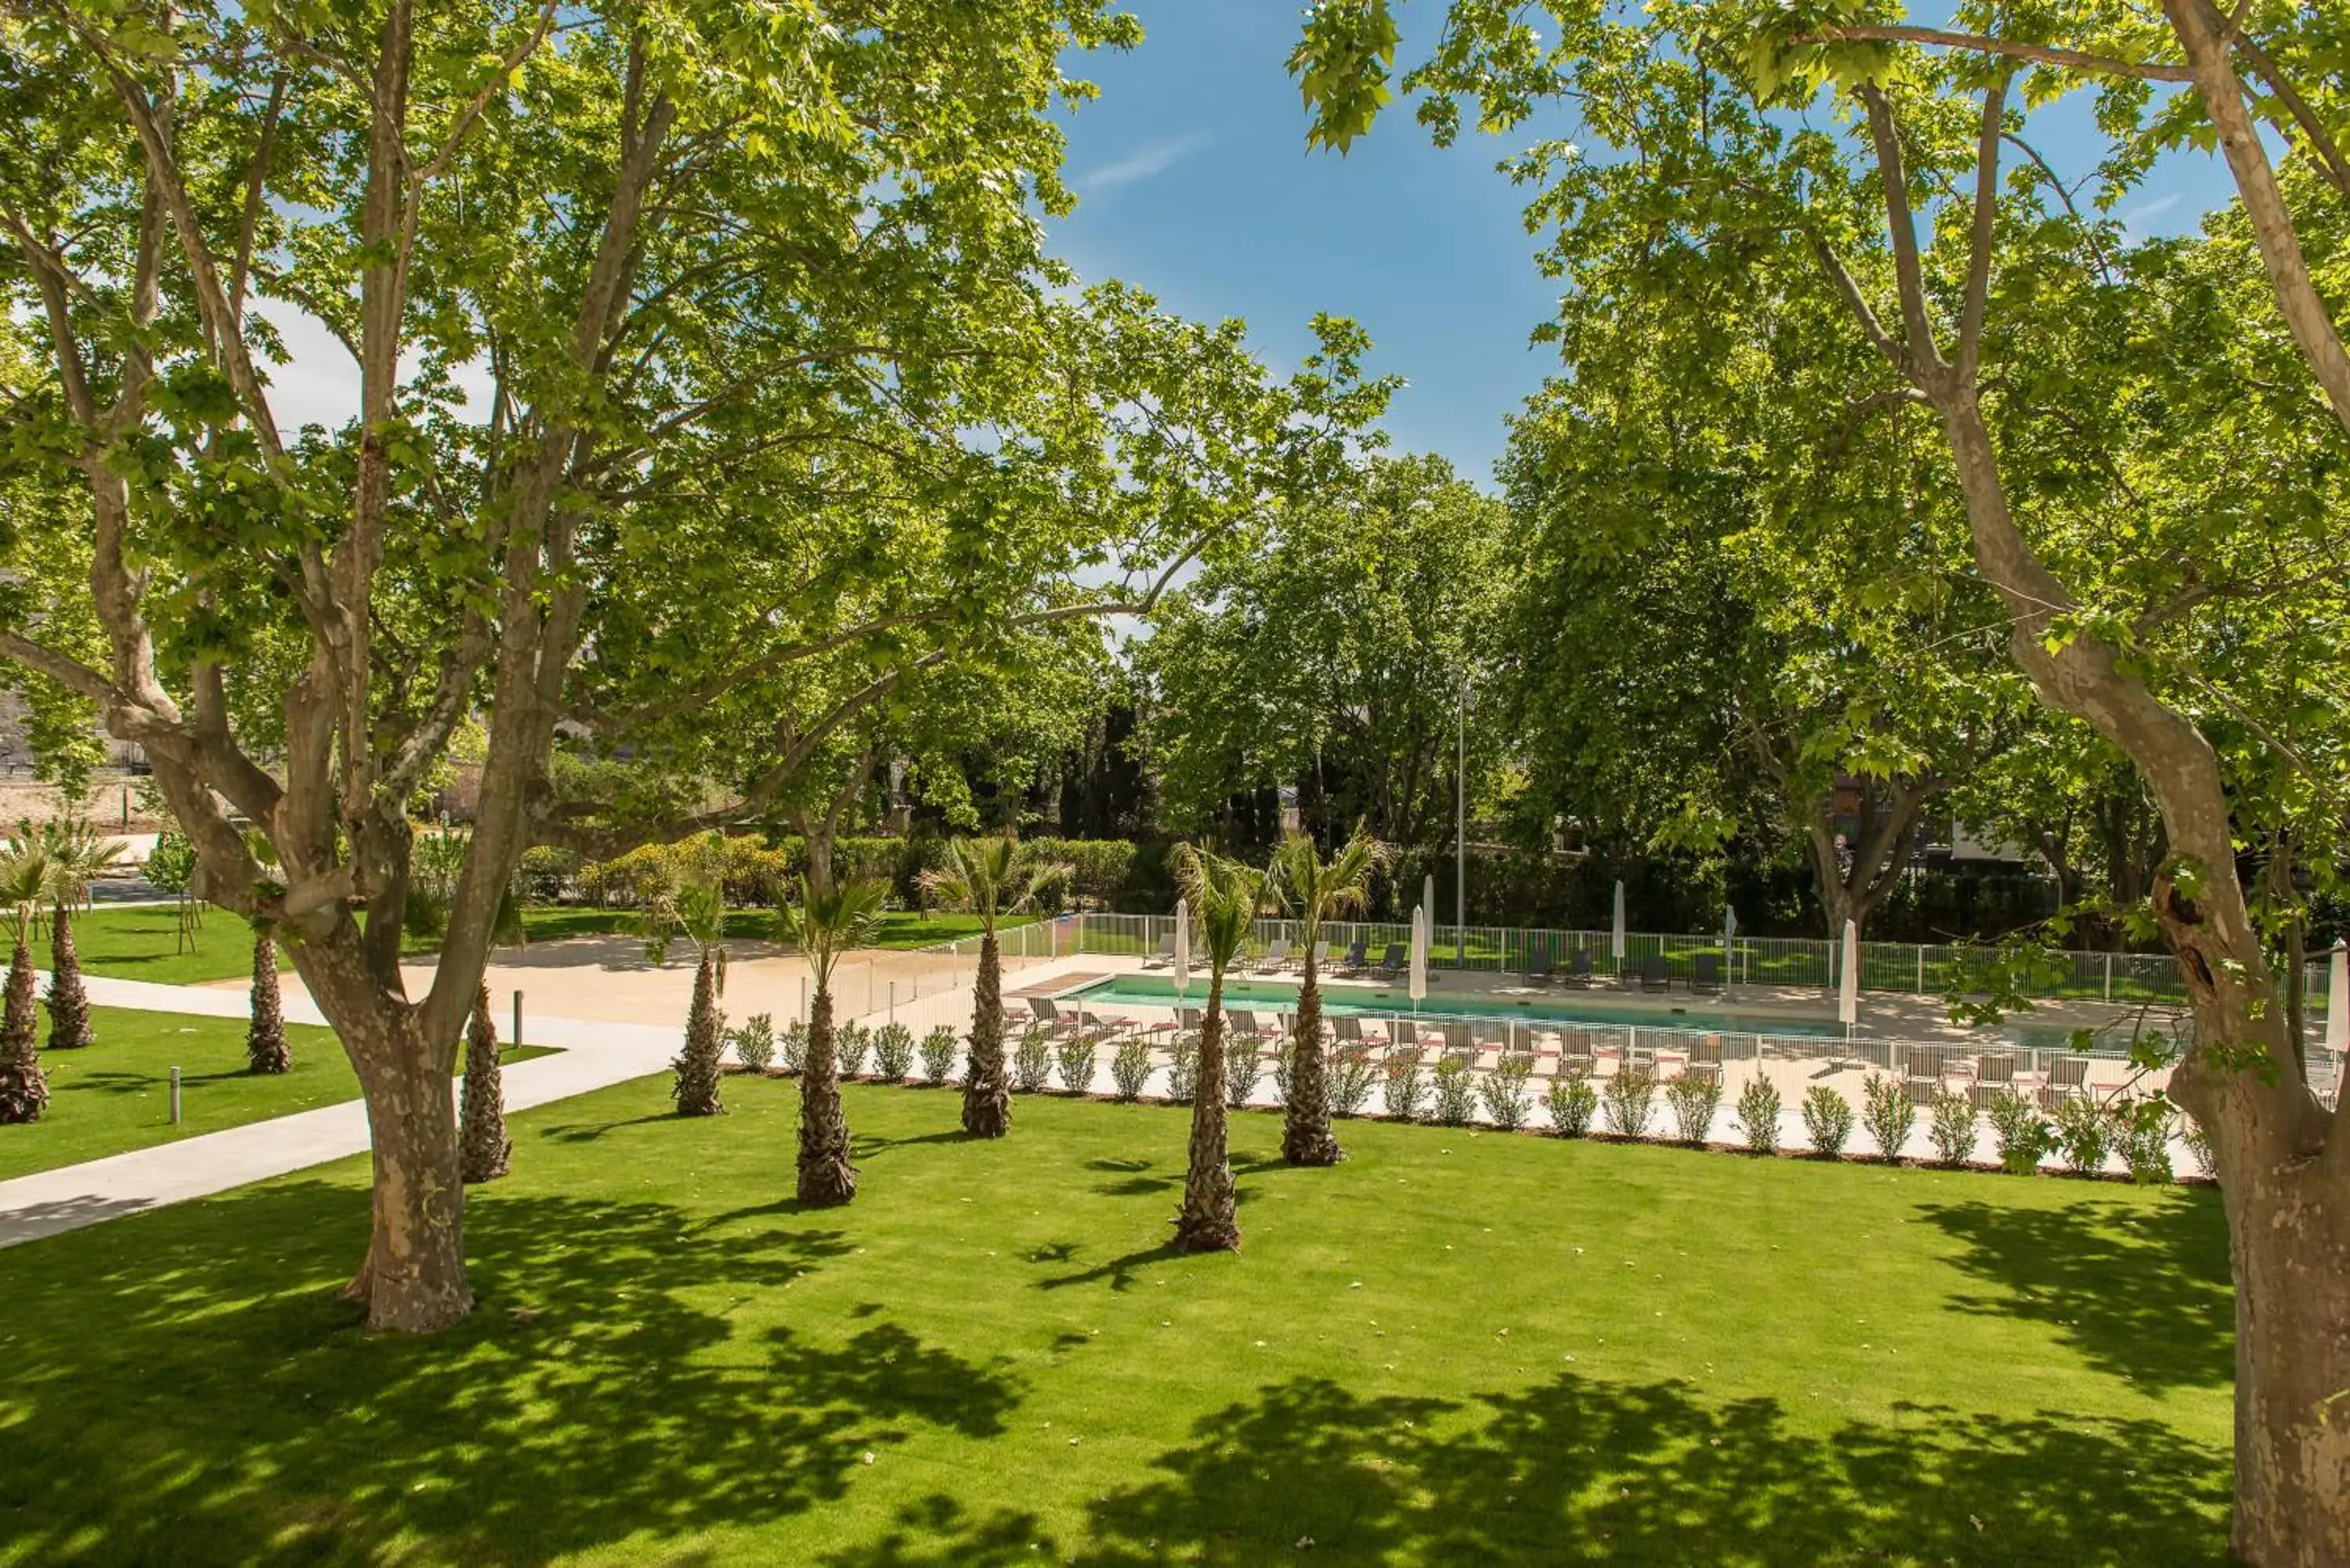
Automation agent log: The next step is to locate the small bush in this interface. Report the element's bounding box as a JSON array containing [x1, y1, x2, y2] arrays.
[[872, 1023, 915, 1083], [2113, 1098, 2174, 1185], [1860, 1073, 1916, 1163], [1330, 1048, 1379, 1116], [779, 1017, 809, 1074], [1166, 1034, 1200, 1102], [917, 1024, 958, 1084], [1479, 1056, 1537, 1132], [1056, 1032, 1097, 1095], [1603, 1068, 1658, 1139], [1431, 1057, 1479, 1126], [836, 1021, 871, 1078], [2053, 1094, 2113, 1176], [1546, 1071, 1600, 1137], [1110, 1036, 1152, 1102], [1928, 1093, 1979, 1167], [1267, 1041, 1293, 1108], [1226, 1042, 1264, 1107], [1383, 1051, 1429, 1122], [1986, 1088, 2053, 1174], [1013, 1025, 1054, 1093], [1665, 1074, 1723, 1147], [729, 1013, 776, 1073], [2182, 1118, 2215, 1180], [1800, 1085, 1853, 1158], [1733, 1075, 1782, 1154]]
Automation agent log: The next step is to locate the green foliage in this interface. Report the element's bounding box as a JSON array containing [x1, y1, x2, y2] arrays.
[[1603, 1068, 1658, 1139], [1382, 1050, 1429, 1121], [1546, 1069, 1600, 1137], [775, 876, 888, 995], [142, 833, 197, 898], [778, 1019, 810, 1076], [920, 836, 1069, 939], [1330, 1047, 1379, 1115], [1226, 1042, 1266, 1108], [1013, 1025, 1054, 1094], [2114, 1099, 2176, 1187], [1480, 1056, 1538, 1131], [918, 1025, 960, 1085], [1165, 1032, 1200, 1104], [2054, 1097, 2116, 1177], [1987, 1089, 2055, 1176], [1054, 1032, 1096, 1096], [1801, 1086, 1855, 1159], [1734, 1075, 1784, 1154], [729, 1014, 778, 1074], [1665, 1075, 1724, 1148], [1430, 1057, 1478, 1127], [1929, 1093, 1981, 1169], [834, 1022, 872, 1081], [1860, 1074, 1917, 1163], [1109, 1036, 1152, 1103], [871, 1024, 916, 1085]]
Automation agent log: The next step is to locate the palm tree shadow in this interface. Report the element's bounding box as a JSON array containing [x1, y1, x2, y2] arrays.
[[538, 1113, 678, 1143], [1034, 1242, 1186, 1294]]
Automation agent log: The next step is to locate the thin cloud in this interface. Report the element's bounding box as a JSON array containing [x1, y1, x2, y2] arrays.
[[1079, 133, 1209, 193], [2121, 191, 2183, 242]]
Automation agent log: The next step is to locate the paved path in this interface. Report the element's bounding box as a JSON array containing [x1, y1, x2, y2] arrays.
[[0, 975, 682, 1251]]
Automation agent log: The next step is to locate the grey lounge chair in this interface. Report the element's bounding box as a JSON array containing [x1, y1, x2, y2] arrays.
[[1373, 942, 1408, 979], [1639, 956, 1672, 993], [1561, 950, 1595, 988], [1526, 950, 1557, 985], [1254, 938, 1291, 974], [1336, 938, 1369, 974], [1141, 934, 1176, 968], [1690, 953, 1723, 995]]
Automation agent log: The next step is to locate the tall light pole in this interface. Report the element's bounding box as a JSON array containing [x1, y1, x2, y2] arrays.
[[1457, 672, 1469, 963]]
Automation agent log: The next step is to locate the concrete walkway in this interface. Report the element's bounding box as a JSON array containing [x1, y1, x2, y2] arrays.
[[0, 974, 682, 1251]]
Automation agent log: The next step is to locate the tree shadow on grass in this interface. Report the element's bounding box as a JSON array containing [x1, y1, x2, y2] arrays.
[[821, 1373, 2230, 1566], [0, 1179, 1021, 1566], [1914, 1189, 2232, 1390]]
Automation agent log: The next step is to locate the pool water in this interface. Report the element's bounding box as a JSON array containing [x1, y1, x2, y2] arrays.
[[1070, 974, 1850, 1039]]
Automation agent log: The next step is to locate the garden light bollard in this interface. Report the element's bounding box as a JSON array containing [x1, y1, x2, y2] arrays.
[[513, 990, 523, 1055], [169, 1066, 181, 1125], [888, 980, 896, 1025]]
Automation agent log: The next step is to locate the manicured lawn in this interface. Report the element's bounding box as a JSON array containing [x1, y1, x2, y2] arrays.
[[67, 904, 279, 985], [0, 1006, 551, 1180], [0, 1076, 2232, 1564], [514, 906, 1040, 950]]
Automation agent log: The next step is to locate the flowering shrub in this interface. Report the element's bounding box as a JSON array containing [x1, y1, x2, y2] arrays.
[[1013, 1024, 1054, 1093], [918, 1024, 959, 1084], [1546, 1069, 1598, 1136], [872, 1023, 915, 1083], [1985, 1088, 2052, 1174], [1330, 1048, 1379, 1116], [1431, 1057, 1479, 1126], [834, 1021, 872, 1078], [1860, 1073, 1915, 1163], [1055, 1033, 1096, 1095], [1733, 1075, 1782, 1154], [2182, 1118, 2215, 1180], [729, 1013, 776, 1072], [1665, 1074, 1723, 1147], [1226, 1043, 1265, 1108], [2053, 1094, 2113, 1176], [1479, 1056, 1537, 1131], [1800, 1085, 1853, 1158], [2113, 1097, 2175, 1185], [1603, 1068, 1658, 1139], [1110, 1037, 1152, 1102], [1928, 1092, 1979, 1167], [1383, 1051, 1429, 1121], [779, 1018, 808, 1074], [1166, 1034, 1199, 1102]]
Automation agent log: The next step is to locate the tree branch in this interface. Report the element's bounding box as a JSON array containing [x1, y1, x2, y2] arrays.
[[1955, 74, 2011, 383], [1788, 25, 2191, 83]]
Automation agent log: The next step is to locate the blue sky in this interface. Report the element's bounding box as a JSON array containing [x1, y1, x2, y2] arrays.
[[1047, 2, 2240, 488]]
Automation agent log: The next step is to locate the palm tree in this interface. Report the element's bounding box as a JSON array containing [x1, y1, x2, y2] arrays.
[[459, 982, 512, 1183], [0, 847, 55, 1123], [653, 836, 732, 1117], [12, 819, 125, 1051], [244, 831, 290, 1074], [1267, 827, 1387, 1165], [920, 836, 1070, 1139], [1170, 844, 1267, 1252], [776, 874, 888, 1206]]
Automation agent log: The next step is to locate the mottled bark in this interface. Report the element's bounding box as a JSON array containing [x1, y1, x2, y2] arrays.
[[797, 988, 857, 1206], [960, 930, 1010, 1138], [0, 939, 48, 1122], [459, 982, 511, 1183], [1173, 971, 1239, 1251], [1281, 950, 1342, 1165], [246, 926, 290, 1074], [44, 904, 93, 1050], [672, 949, 725, 1116]]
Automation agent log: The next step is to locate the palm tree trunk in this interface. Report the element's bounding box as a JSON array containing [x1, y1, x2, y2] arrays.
[[797, 988, 858, 1205], [960, 929, 1010, 1137], [672, 949, 725, 1115], [460, 982, 512, 1183], [0, 939, 47, 1122], [246, 925, 291, 1073], [1173, 969, 1240, 1251], [1282, 947, 1342, 1165], [45, 904, 93, 1050]]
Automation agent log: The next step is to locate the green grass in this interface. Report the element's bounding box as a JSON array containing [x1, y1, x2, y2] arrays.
[[67, 904, 278, 985], [0, 1076, 2232, 1565], [512, 906, 1039, 950], [0, 1006, 553, 1180]]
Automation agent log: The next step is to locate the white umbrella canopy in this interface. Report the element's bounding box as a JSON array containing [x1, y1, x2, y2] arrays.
[[1611, 880, 1627, 963], [1838, 919, 1861, 1029], [1172, 898, 1191, 1001], [1409, 905, 1429, 1010], [2326, 938, 2347, 1054]]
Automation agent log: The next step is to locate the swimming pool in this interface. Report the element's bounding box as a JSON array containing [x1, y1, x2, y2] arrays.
[[1068, 974, 1850, 1039]]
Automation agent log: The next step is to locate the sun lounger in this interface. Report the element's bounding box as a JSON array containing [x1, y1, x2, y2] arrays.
[[1254, 938, 1290, 974], [1335, 938, 1369, 974], [1639, 956, 1672, 993], [1373, 942, 1408, 979], [1690, 953, 1723, 995], [1525, 950, 1556, 985], [1561, 950, 1595, 988], [1141, 934, 1176, 968]]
